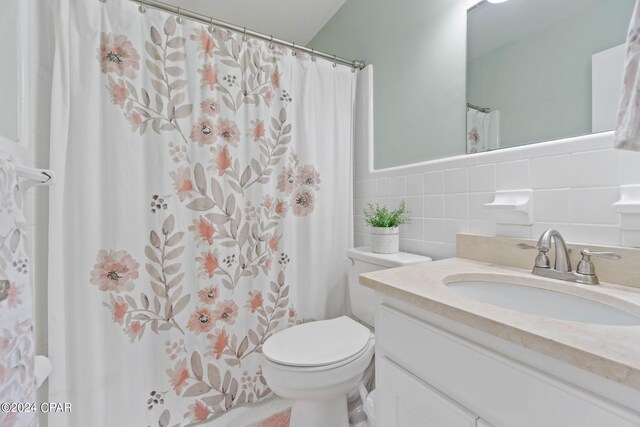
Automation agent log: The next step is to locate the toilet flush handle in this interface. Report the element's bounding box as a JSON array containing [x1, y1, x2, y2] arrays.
[[345, 257, 354, 266]]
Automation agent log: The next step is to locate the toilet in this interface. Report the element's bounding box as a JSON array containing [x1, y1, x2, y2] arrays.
[[262, 247, 431, 427]]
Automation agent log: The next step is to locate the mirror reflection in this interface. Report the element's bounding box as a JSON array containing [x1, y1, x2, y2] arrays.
[[466, 0, 634, 154]]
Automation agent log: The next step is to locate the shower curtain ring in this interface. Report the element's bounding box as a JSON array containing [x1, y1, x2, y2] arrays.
[[311, 49, 316, 62], [242, 27, 248, 42], [176, 7, 183, 24], [292, 43, 297, 56], [208, 17, 215, 33], [269, 35, 275, 50], [333, 54, 337, 68], [138, 0, 146, 13]]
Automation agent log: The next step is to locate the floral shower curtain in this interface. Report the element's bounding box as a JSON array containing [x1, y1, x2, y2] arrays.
[[48, 1, 355, 426], [0, 157, 35, 427]]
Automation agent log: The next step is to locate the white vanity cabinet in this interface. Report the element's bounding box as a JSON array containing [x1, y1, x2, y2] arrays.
[[378, 357, 478, 426], [375, 303, 640, 427]]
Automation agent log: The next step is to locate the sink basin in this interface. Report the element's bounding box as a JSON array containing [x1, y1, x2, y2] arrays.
[[447, 280, 640, 326]]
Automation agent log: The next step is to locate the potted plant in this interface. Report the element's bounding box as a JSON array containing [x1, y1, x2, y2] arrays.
[[363, 201, 410, 254]]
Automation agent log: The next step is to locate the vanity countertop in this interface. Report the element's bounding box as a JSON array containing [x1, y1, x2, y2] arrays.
[[360, 257, 640, 390]]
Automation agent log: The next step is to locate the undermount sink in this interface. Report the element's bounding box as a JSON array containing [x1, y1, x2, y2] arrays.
[[447, 280, 640, 326]]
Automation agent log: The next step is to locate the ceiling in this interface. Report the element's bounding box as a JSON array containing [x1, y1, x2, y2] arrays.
[[164, 0, 347, 45]]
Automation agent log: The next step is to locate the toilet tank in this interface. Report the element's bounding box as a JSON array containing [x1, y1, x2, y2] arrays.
[[346, 247, 431, 328]]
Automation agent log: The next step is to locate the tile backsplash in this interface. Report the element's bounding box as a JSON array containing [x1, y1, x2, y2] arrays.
[[354, 131, 640, 260]]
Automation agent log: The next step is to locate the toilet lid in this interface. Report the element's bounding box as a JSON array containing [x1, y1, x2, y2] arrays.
[[262, 316, 371, 367]]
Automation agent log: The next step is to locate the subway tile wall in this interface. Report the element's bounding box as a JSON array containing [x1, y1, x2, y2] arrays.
[[354, 132, 640, 259]]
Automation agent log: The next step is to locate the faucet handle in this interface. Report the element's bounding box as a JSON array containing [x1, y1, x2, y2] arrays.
[[517, 243, 550, 268], [576, 248, 621, 276], [580, 249, 622, 261], [516, 243, 538, 250]]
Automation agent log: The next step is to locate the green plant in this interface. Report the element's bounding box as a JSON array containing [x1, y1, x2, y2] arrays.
[[363, 200, 411, 228]]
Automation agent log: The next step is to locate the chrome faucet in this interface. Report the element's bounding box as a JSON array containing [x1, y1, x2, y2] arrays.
[[518, 229, 621, 285]]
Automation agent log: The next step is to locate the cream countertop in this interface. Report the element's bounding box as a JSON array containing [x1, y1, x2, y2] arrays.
[[360, 257, 640, 390]]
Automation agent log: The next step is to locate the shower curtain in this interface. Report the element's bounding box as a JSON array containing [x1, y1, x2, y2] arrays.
[[0, 157, 35, 427], [48, 1, 355, 425]]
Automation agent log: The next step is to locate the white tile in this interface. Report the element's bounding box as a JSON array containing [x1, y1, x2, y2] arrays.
[[468, 164, 496, 193], [533, 189, 571, 223], [570, 187, 620, 225], [497, 159, 530, 190], [570, 224, 620, 247], [354, 232, 366, 247], [376, 178, 391, 197], [355, 180, 376, 199], [388, 176, 406, 197], [387, 197, 404, 211], [424, 218, 445, 243], [495, 224, 532, 239], [424, 195, 444, 218], [531, 155, 571, 190], [405, 196, 424, 217], [402, 238, 426, 255], [424, 242, 457, 260], [622, 230, 640, 248], [531, 222, 574, 242], [444, 219, 468, 244], [406, 173, 424, 196], [404, 218, 424, 240], [445, 194, 468, 220], [570, 149, 619, 188], [445, 168, 469, 193], [469, 192, 494, 221], [620, 150, 640, 185], [468, 220, 495, 236], [354, 215, 365, 233], [424, 171, 444, 195]]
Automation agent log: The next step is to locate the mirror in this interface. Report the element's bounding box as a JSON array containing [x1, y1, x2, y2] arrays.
[[466, 0, 634, 154]]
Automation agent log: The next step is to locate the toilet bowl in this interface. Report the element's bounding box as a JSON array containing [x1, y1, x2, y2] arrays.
[[262, 316, 375, 426], [262, 248, 431, 427]]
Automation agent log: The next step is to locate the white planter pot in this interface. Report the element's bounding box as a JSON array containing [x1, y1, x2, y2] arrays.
[[371, 227, 399, 254]]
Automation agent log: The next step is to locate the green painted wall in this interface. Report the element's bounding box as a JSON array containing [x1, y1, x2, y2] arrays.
[[467, 0, 633, 149], [310, 0, 473, 169]]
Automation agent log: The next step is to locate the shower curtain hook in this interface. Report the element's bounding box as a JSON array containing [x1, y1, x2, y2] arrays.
[[242, 27, 248, 42], [333, 54, 337, 68], [311, 49, 316, 62], [208, 17, 215, 33], [269, 35, 275, 50], [138, 0, 146, 13], [292, 43, 297, 56], [176, 7, 183, 24]]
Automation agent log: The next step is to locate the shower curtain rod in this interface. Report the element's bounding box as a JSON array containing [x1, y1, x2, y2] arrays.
[[126, 0, 366, 70], [467, 102, 492, 114]]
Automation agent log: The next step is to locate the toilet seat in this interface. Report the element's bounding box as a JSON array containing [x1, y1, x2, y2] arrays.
[[262, 316, 371, 368]]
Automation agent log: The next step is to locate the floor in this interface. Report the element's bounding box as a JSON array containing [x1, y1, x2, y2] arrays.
[[210, 396, 292, 427]]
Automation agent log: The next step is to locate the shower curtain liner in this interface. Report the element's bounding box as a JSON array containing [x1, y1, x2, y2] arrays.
[[48, 1, 355, 425]]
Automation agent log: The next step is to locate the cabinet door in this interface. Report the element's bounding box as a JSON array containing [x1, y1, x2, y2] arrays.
[[377, 357, 478, 427]]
